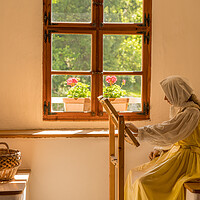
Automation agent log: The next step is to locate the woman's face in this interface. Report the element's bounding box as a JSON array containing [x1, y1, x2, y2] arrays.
[[164, 96, 171, 104]]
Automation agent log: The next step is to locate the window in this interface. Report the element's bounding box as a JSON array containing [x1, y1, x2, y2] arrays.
[[43, 0, 152, 121]]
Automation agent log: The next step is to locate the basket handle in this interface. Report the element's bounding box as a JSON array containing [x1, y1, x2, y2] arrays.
[[0, 142, 10, 154]]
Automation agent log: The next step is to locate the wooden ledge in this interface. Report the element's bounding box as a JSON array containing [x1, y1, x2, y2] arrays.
[[0, 169, 31, 196], [184, 180, 200, 193], [0, 129, 112, 138]]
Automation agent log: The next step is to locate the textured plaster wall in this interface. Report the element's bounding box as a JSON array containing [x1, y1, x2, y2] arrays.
[[0, 0, 200, 200]]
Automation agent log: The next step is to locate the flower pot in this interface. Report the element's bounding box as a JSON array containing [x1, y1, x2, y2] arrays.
[[63, 98, 91, 112], [104, 97, 129, 112]]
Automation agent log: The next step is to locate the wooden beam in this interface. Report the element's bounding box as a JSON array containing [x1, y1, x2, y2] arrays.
[[109, 116, 115, 200], [124, 127, 140, 147], [118, 116, 124, 200]]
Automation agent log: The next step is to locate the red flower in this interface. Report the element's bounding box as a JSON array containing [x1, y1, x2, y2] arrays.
[[67, 77, 78, 86], [106, 76, 117, 85], [111, 76, 117, 84], [106, 76, 111, 84]]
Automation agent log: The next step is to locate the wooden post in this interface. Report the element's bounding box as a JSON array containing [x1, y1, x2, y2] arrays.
[[118, 115, 124, 200], [109, 116, 115, 200], [97, 96, 140, 200]]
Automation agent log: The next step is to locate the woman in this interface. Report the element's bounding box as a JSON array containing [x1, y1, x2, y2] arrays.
[[125, 76, 200, 200]]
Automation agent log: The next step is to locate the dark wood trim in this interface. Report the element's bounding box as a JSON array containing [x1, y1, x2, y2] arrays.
[[46, 29, 97, 34], [101, 30, 146, 35], [51, 71, 92, 75], [97, 30, 103, 114], [91, 31, 97, 114], [102, 71, 143, 75], [43, 0, 47, 118], [46, 32, 52, 116], [43, 112, 149, 121]]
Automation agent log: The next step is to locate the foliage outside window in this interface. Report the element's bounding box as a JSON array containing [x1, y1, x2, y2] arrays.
[[43, 0, 152, 120]]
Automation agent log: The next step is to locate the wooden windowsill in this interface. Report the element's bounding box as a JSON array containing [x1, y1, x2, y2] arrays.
[[0, 129, 114, 138]]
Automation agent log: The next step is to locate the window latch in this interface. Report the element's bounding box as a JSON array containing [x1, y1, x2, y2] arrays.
[[144, 32, 150, 45], [44, 30, 47, 43], [44, 30, 58, 43], [137, 102, 149, 115], [137, 31, 150, 45], [138, 13, 150, 27], [44, 11, 47, 25], [47, 12, 58, 26], [44, 101, 57, 115]]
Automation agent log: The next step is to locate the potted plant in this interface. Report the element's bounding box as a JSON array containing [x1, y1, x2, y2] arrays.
[[62, 77, 91, 112], [103, 76, 129, 111]]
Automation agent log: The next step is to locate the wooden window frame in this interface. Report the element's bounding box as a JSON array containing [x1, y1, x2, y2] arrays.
[[43, 0, 152, 121]]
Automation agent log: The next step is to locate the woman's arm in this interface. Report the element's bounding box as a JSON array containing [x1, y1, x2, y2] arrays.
[[138, 107, 200, 146]]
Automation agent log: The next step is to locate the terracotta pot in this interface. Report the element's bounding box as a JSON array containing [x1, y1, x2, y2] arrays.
[[63, 98, 91, 112], [104, 97, 129, 111]]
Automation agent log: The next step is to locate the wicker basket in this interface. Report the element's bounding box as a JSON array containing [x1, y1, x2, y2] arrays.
[[0, 142, 21, 181]]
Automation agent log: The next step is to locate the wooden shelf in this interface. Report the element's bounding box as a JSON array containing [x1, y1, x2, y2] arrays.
[[0, 129, 111, 138], [0, 169, 30, 196], [184, 181, 200, 194]]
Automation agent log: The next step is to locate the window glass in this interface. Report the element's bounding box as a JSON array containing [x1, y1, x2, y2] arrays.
[[103, 75, 142, 112], [103, 0, 143, 23], [52, 34, 91, 71], [103, 35, 142, 72], [51, 75, 91, 112], [51, 0, 91, 23]]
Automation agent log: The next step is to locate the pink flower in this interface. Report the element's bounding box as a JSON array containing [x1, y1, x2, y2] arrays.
[[122, 79, 126, 85], [106, 76, 117, 85], [111, 76, 117, 84], [106, 76, 111, 84], [67, 77, 78, 86]]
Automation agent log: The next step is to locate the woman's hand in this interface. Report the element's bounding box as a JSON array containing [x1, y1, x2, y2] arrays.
[[126, 123, 138, 133], [149, 150, 160, 161]]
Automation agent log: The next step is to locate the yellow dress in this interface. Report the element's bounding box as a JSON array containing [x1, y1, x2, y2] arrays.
[[125, 121, 200, 200]]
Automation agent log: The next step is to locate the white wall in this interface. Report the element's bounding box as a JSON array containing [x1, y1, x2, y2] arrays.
[[1, 0, 200, 200], [2, 137, 152, 200]]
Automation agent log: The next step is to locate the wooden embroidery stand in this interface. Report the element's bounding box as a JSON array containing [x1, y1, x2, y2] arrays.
[[98, 96, 140, 200]]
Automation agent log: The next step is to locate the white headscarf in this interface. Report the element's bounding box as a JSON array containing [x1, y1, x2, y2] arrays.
[[160, 76, 193, 107], [160, 76, 197, 118]]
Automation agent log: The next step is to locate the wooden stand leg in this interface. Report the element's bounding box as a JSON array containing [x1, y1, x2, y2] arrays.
[[98, 96, 140, 200], [109, 116, 115, 200], [118, 116, 124, 200]]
